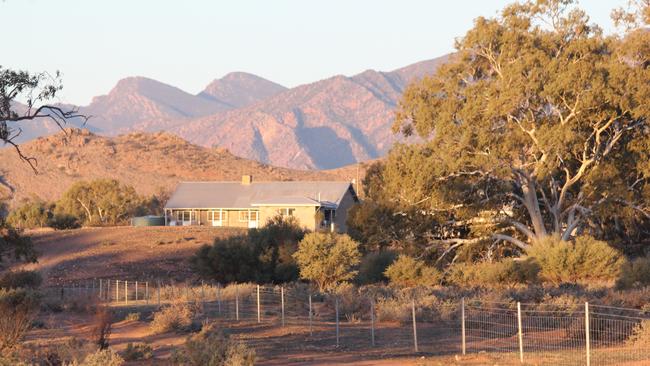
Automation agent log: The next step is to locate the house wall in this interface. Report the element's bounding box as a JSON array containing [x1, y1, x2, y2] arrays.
[[333, 188, 357, 233], [258, 206, 317, 231]]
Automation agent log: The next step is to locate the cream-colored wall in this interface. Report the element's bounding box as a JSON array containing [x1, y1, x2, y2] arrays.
[[259, 206, 317, 231]]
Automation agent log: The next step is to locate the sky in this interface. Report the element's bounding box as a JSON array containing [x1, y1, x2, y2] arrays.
[[1, 0, 625, 106]]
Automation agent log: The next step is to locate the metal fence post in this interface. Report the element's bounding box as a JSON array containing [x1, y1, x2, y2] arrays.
[[217, 286, 222, 316], [125, 280, 128, 305], [371, 298, 375, 347], [309, 294, 313, 336], [335, 297, 340, 347], [257, 285, 261, 323], [145, 282, 149, 304], [412, 299, 419, 353], [461, 297, 466, 355], [236, 286, 240, 321], [281, 286, 285, 327], [135, 281, 138, 302], [585, 302, 591, 366], [99, 279, 103, 301], [115, 280, 119, 303], [517, 302, 524, 364]]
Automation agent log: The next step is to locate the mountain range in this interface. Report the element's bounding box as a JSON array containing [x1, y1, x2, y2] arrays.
[[9, 55, 449, 169]]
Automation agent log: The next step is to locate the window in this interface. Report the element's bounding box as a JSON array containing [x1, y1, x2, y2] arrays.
[[239, 211, 250, 222], [210, 210, 225, 221], [277, 208, 295, 217], [177, 211, 192, 222]]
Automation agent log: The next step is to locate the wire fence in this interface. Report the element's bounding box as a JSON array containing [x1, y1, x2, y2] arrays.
[[41, 280, 650, 365]]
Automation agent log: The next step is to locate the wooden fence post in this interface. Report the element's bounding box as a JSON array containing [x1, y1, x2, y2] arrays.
[[585, 302, 591, 366], [371, 298, 375, 347], [412, 299, 418, 353], [517, 302, 524, 364]]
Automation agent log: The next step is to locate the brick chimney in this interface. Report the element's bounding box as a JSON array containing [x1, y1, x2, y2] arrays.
[[242, 175, 253, 185]]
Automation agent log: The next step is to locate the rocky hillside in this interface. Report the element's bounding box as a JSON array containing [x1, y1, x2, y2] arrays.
[[0, 129, 368, 206], [9, 55, 449, 169]]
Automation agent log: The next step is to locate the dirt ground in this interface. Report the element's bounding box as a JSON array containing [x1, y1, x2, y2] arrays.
[[20, 226, 245, 285]]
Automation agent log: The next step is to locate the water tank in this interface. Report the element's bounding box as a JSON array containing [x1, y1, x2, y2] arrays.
[[131, 215, 165, 227]]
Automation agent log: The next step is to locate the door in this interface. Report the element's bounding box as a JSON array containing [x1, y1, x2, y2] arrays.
[[248, 211, 259, 228], [210, 210, 223, 227]]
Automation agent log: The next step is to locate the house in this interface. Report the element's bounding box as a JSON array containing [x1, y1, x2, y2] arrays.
[[163, 175, 359, 232]]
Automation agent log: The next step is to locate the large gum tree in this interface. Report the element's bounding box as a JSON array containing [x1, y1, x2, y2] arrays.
[[387, 0, 649, 256]]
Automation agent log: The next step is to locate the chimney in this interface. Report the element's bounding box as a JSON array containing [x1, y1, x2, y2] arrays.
[[242, 175, 253, 185]]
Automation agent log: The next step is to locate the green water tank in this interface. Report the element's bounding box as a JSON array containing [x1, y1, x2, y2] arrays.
[[131, 215, 165, 226]]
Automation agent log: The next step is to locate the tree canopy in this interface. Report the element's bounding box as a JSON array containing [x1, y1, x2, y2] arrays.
[[359, 0, 650, 262]]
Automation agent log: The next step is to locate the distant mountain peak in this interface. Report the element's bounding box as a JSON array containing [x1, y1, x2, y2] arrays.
[[199, 72, 287, 108]]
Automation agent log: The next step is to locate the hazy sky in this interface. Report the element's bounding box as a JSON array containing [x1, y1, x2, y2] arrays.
[[1, 0, 624, 105]]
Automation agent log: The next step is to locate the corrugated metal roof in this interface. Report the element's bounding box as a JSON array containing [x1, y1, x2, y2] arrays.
[[164, 181, 354, 209]]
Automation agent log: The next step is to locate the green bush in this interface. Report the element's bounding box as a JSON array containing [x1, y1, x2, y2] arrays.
[[446, 259, 539, 287], [0, 288, 40, 352], [617, 257, 650, 289], [357, 251, 397, 285], [150, 302, 194, 334], [80, 348, 124, 366], [191, 216, 305, 284], [171, 322, 255, 366], [293, 232, 361, 292], [123, 342, 153, 361], [6, 199, 53, 229], [384, 255, 442, 288], [0, 270, 42, 289], [527, 235, 625, 284], [48, 213, 80, 230]]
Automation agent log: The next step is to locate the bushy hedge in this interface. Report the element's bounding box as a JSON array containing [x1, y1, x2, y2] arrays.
[[191, 216, 305, 284], [445, 259, 539, 287], [384, 255, 442, 288], [356, 251, 397, 285], [527, 235, 625, 285]]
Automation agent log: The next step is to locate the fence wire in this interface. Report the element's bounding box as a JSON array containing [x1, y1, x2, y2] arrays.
[[41, 280, 650, 365]]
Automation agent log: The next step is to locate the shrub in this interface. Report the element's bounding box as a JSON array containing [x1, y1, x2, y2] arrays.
[[48, 213, 81, 230], [357, 251, 397, 285], [191, 237, 259, 283], [627, 320, 650, 348], [384, 255, 442, 288], [150, 302, 193, 334], [293, 232, 361, 292], [528, 235, 625, 284], [0, 270, 42, 289], [446, 259, 539, 287], [124, 312, 140, 321], [0, 288, 40, 352], [123, 342, 153, 361], [171, 322, 255, 366], [330, 283, 370, 322], [617, 257, 650, 289], [80, 348, 124, 366], [6, 198, 53, 229]]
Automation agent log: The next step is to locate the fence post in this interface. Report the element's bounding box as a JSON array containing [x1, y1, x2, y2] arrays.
[[257, 285, 261, 323], [217, 286, 222, 316], [585, 302, 591, 366], [309, 294, 313, 336], [335, 297, 340, 347], [412, 299, 418, 353], [146, 282, 149, 305], [99, 279, 103, 301], [135, 281, 138, 302], [115, 280, 119, 303], [461, 297, 466, 355], [371, 298, 375, 347], [236, 285, 240, 321], [517, 302, 524, 364], [281, 286, 285, 327], [125, 281, 128, 305]]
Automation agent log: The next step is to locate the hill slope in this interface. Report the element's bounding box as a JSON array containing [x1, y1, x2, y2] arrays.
[[0, 129, 366, 206]]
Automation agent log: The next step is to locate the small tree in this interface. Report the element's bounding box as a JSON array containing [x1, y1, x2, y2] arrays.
[[293, 232, 361, 292], [6, 198, 53, 229]]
